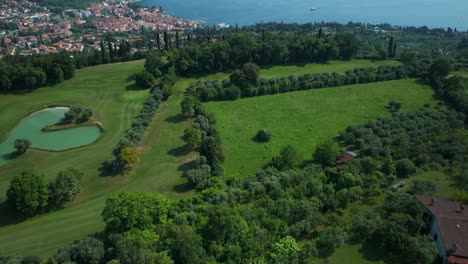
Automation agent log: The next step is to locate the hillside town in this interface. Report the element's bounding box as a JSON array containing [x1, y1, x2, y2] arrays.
[[0, 0, 199, 56]]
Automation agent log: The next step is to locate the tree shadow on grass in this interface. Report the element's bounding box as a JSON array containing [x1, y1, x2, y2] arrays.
[[98, 163, 120, 177], [1, 152, 19, 162], [165, 114, 187, 124], [0, 201, 21, 227], [172, 182, 193, 194], [168, 145, 190, 157], [177, 159, 197, 172], [126, 83, 144, 91], [357, 239, 403, 264]]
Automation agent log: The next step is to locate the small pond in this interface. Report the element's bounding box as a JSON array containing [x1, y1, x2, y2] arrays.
[[0, 107, 102, 166]]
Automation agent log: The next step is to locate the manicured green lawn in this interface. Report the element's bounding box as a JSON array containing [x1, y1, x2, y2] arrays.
[[0, 60, 204, 258], [328, 243, 386, 264], [205, 79, 436, 177]]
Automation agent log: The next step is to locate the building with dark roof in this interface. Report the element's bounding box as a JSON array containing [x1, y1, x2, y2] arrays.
[[416, 195, 468, 264]]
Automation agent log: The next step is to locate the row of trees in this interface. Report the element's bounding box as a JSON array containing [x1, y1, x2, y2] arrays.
[[104, 87, 165, 173], [104, 67, 177, 174], [187, 64, 409, 101], [6, 169, 81, 219], [0, 54, 75, 91], [180, 100, 225, 190]]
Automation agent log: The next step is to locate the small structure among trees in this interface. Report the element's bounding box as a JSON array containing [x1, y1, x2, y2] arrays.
[[335, 151, 357, 165]]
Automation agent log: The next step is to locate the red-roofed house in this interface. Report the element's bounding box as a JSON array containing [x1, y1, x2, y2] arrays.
[[416, 195, 468, 264]]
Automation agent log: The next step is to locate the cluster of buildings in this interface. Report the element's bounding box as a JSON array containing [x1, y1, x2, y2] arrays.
[[0, 0, 198, 56]]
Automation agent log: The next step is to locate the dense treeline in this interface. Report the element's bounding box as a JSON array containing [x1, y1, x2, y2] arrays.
[[159, 32, 360, 77], [0, 39, 143, 92], [0, 54, 75, 91], [180, 102, 225, 190], [432, 76, 468, 119], [103, 70, 177, 174], [187, 64, 409, 101]]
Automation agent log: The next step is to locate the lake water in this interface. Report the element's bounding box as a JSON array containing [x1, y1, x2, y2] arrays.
[[139, 0, 468, 30], [0, 107, 102, 166]]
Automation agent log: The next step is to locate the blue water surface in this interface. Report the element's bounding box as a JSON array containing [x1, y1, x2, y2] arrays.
[[140, 0, 468, 30]]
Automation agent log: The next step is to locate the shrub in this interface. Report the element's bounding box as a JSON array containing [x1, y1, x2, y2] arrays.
[[14, 138, 31, 154], [255, 129, 273, 142], [135, 70, 156, 88]]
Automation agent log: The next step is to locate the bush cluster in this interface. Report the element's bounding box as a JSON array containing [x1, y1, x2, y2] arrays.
[[6, 169, 82, 219], [182, 104, 224, 190]]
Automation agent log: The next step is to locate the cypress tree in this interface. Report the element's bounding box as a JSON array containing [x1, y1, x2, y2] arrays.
[[163, 30, 169, 51], [156, 31, 161, 51], [176, 31, 180, 48], [108, 37, 114, 61], [100, 39, 105, 63], [318, 27, 323, 39], [388, 37, 395, 58]]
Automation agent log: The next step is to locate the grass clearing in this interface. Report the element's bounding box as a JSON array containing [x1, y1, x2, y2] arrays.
[[205, 79, 436, 177]]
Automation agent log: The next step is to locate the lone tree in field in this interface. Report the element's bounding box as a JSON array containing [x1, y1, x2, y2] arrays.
[[14, 138, 31, 154], [7, 170, 49, 218]]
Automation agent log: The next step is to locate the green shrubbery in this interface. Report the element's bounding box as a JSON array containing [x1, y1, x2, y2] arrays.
[[6, 169, 82, 219], [188, 65, 409, 101]]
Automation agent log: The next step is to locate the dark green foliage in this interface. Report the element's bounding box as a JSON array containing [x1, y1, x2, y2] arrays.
[[255, 129, 273, 142], [111, 230, 173, 264], [170, 32, 359, 77], [80, 109, 93, 122], [188, 65, 409, 101], [102, 192, 170, 232], [184, 127, 202, 149], [396, 158, 416, 178], [13, 138, 31, 154], [54, 237, 105, 264], [339, 110, 465, 172], [432, 76, 468, 118], [430, 57, 453, 80], [135, 70, 156, 88], [48, 168, 82, 209], [184, 164, 212, 190], [163, 224, 207, 264], [387, 100, 402, 112], [0, 255, 41, 264], [269, 145, 301, 170], [313, 140, 340, 166], [145, 51, 167, 77], [6, 170, 49, 218], [181, 96, 197, 117], [316, 227, 348, 257]]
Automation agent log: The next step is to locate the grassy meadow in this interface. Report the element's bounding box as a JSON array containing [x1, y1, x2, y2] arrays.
[[0, 59, 439, 259], [205, 79, 436, 177]]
